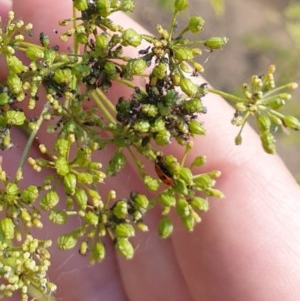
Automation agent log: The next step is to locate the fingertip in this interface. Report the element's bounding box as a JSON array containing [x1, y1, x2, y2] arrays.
[[0, 0, 12, 18], [12, 0, 72, 46]]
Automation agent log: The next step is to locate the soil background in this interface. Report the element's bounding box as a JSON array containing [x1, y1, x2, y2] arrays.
[[131, 0, 300, 178]]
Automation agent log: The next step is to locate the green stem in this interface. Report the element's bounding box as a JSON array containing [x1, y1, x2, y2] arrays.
[[91, 89, 116, 123], [114, 77, 138, 89], [16, 105, 49, 181], [72, 5, 79, 56], [208, 87, 242, 103], [263, 83, 296, 97], [127, 147, 147, 178], [169, 11, 179, 40]]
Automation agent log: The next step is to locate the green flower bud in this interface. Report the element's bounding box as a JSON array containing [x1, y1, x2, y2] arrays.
[[63, 173, 77, 195], [48, 210, 68, 225], [115, 238, 134, 259], [111, 0, 121, 9], [178, 167, 193, 185], [79, 241, 88, 255], [90, 242, 106, 263], [136, 221, 149, 232], [235, 134, 242, 145], [78, 173, 96, 187], [121, 0, 135, 12], [40, 191, 59, 211], [7, 56, 26, 74], [188, 120, 205, 135], [207, 170, 222, 179], [25, 46, 45, 61], [76, 32, 88, 44], [104, 61, 117, 77], [141, 104, 158, 117], [173, 47, 194, 62], [6, 110, 26, 126], [144, 175, 160, 191], [190, 196, 209, 211], [54, 68, 73, 84], [54, 157, 69, 176], [194, 174, 214, 190], [96, 0, 111, 17], [74, 0, 88, 11], [132, 193, 149, 212], [54, 138, 70, 157], [151, 118, 166, 132], [85, 211, 99, 226], [193, 62, 204, 72], [267, 97, 286, 110], [113, 200, 128, 219], [257, 115, 271, 132], [171, 72, 181, 86], [188, 16, 205, 33], [154, 129, 171, 145], [205, 188, 224, 198], [21, 185, 39, 204], [190, 155, 206, 167], [176, 118, 189, 134], [74, 188, 88, 210], [160, 191, 176, 207], [133, 119, 150, 133], [158, 217, 173, 239], [5, 182, 19, 195], [7, 73, 22, 94], [95, 34, 109, 51], [126, 59, 147, 75], [107, 151, 126, 176], [180, 77, 199, 97], [57, 234, 77, 250], [174, 0, 188, 11], [182, 98, 204, 114], [88, 189, 103, 208], [260, 131, 276, 154], [20, 208, 32, 223], [122, 28, 142, 47], [182, 214, 196, 231], [0, 217, 15, 240], [204, 36, 228, 50], [176, 198, 190, 217], [152, 63, 167, 80], [115, 223, 135, 238], [282, 115, 300, 130], [0, 92, 9, 105]]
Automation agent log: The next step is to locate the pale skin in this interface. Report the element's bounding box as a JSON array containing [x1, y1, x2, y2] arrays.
[[1, 0, 300, 300]]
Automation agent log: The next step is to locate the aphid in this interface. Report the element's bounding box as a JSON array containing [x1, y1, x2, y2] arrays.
[[138, 46, 150, 55], [155, 156, 175, 186]]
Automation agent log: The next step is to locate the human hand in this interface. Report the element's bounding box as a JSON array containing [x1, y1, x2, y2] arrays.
[[2, 0, 300, 300]]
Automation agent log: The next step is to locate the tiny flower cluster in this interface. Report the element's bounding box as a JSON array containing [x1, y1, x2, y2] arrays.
[[0, 234, 55, 301], [228, 65, 299, 153], [0, 0, 299, 300]]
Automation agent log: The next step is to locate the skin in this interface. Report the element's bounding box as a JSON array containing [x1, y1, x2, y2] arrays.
[[1, 0, 300, 300]]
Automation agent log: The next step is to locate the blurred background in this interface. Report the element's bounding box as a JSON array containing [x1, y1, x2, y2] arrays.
[[131, 0, 300, 180]]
